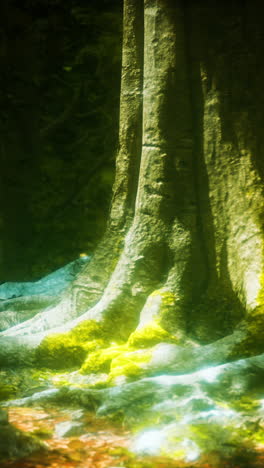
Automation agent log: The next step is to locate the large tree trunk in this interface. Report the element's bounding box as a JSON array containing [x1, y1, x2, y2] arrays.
[[1, 0, 264, 366]]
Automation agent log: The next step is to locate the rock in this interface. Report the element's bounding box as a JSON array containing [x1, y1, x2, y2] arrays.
[[148, 329, 247, 375], [55, 421, 86, 438], [0, 296, 57, 314], [0, 297, 56, 332], [0, 258, 91, 332], [3, 388, 60, 407], [3, 385, 105, 411], [96, 353, 264, 461], [0, 257, 90, 301]]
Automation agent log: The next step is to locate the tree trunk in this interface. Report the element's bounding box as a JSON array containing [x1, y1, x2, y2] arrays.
[[1, 0, 264, 367]]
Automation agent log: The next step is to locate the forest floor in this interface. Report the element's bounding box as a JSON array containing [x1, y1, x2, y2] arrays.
[[1, 263, 264, 468], [1, 405, 264, 468]]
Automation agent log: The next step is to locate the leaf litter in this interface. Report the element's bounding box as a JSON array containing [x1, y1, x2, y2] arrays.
[[1, 406, 264, 468]]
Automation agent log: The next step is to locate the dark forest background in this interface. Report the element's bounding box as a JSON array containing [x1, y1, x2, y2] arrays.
[[0, 0, 122, 281]]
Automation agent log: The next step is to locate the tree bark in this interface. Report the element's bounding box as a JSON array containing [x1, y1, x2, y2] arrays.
[[1, 0, 264, 365]]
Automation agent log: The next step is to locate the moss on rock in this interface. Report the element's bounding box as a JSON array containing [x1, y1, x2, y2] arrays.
[[80, 340, 153, 385], [128, 322, 178, 348], [109, 348, 153, 384], [35, 320, 108, 369], [80, 344, 128, 375], [66, 320, 106, 341], [35, 334, 88, 369]]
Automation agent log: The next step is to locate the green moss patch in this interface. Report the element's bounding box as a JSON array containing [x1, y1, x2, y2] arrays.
[[109, 348, 153, 384], [80, 344, 128, 375], [35, 320, 108, 370], [65, 320, 106, 341], [128, 322, 178, 348], [81, 341, 154, 386]]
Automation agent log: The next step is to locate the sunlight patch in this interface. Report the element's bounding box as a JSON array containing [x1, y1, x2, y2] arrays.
[[132, 429, 166, 455], [196, 365, 223, 382], [182, 439, 200, 462]]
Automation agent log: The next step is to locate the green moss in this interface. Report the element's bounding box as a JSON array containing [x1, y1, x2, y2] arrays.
[[150, 289, 179, 332], [81, 341, 153, 385], [83, 339, 106, 352], [81, 344, 128, 375], [128, 322, 178, 348], [257, 269, 264, 306], [0, 384, 17, 401], [66, 320, 106, 341], [230, 396, 261, 413], [229, 306, 264, 360], [87, 377, 110, 389], [31, 428, 53, 439], [35, 320, 108, 370], [109, 348, 153, 383], [35, 334, 88, 369]]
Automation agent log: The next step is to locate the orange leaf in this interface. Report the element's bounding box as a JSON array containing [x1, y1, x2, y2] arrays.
[[68, 439, 86, 450]]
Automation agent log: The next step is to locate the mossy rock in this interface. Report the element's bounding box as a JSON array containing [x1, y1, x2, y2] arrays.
[[35, 335, 87, 369], [80, 344, 127, 375], [35, 320, 108, 370], [0, 369, 55, 401], [109, 348, 153, 384], [66, 320, 107, 341], [128, 322, 178, 348]]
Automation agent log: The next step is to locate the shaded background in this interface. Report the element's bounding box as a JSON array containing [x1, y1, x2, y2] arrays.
[[1, 0, 264, 290], [0, 0, 122, 281]]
